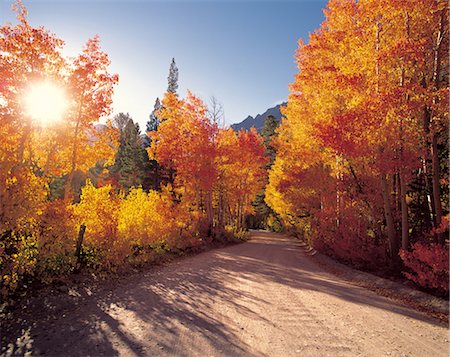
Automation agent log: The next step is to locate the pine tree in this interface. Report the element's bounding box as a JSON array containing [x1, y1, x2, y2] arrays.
[[142, 98, 164, 190], [110, 113, 146, 192], [253, 115, 282, 230], [113, 112, 132, 133], [145, 97, 162, 147], [260, 114, 279, 169], [167, 58, 179, 94]]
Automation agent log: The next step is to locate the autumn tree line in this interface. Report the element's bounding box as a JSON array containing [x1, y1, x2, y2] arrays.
[[0, 0, 448, 298], [265, 0, 448, 294], [0, 3, 268, 297]]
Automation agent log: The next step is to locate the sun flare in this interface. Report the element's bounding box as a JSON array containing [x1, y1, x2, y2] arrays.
[[25, 81, 68, 125]]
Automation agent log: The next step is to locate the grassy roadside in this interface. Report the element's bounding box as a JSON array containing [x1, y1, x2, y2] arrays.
[[1, 232, 249, 319]]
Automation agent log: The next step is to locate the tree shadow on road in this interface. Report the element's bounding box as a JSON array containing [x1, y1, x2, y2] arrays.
[[2, 249, 270, 356], [213, 232, 446, 328], [2, 231, 446, 356]]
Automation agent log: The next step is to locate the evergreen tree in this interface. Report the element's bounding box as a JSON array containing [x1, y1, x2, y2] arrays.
[[145, 97, 162, 147], [110, 113, 146, 192], [141, 58, 180, 191], [113, 112, 131, 133], [253, 115, 282, 230], [260, 115, 279, 169], [167, 58, 179, 94], [142, 98, 164, 190]]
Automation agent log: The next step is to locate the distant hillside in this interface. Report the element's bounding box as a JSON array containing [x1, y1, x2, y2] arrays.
[[231, 103, 285, 132], [86, 123, 108, 142]]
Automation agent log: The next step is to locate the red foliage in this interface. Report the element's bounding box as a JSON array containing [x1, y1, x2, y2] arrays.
[[431, 214, 449, 235], [400, 242, 449, 294], [313, 208, 386, 270]]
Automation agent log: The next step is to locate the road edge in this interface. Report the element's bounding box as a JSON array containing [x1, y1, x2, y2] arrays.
[[291, 237, 449, 322]]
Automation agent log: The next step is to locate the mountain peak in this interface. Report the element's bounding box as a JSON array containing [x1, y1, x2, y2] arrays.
[[231, 103, 285, 132]]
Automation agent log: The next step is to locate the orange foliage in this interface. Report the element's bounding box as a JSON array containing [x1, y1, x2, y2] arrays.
[[149, 92, 268, 231], [36, 201, 78, 281], [71, 181, 124, 267], [150, 92, 217, 206], [216, 128, 267, 228], [1, 0, 267, 297], [267, 0, 448, 283], [0, 1, 119, 295]]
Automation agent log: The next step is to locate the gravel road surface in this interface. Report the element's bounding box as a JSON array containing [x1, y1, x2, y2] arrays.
[[2, 231, 448, 356]]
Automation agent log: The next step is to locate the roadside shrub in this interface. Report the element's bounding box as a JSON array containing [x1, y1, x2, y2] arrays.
[[118, 188, 179, 248], [212, 227, 233, 243], [313, 208, 385, 270], [211, 225, 248, 243], [400, 242, 449, 295], [267, 214, 284, 233], [0, 167, 47, 297], [71, 181, 125, 269], [225, 225, 249, 241], [0, 230, 38, 297], [35, 200, 77, 282], [194, 216, 213, 240]]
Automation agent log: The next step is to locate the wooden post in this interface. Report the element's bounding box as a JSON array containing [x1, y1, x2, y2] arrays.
[[75, 224, 86, 268]]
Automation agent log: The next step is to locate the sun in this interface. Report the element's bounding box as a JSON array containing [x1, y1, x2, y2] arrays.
[[25, 81, 68, 125]]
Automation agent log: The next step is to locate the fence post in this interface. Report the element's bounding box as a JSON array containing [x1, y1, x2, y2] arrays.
[[75, 224, 86, 269]]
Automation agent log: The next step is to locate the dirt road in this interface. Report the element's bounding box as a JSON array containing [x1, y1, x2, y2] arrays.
[[2, 231, 448, 356]]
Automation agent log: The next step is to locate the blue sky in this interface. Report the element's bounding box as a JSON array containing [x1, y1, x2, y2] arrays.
[[1, 0, 327, 129]]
